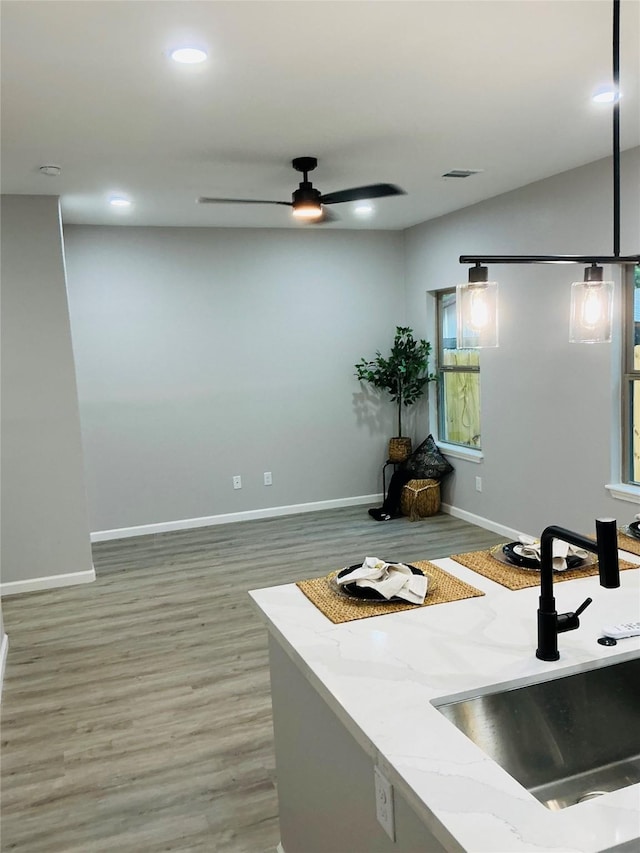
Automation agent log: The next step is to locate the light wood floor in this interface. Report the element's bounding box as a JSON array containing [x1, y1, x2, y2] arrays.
[[1, 506, 504, 853]]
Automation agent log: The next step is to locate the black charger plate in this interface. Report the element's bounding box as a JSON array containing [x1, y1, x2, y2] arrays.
[[501, 542, 584, 571], [334, 563, 424, 601], [626, 521, 640, 540]]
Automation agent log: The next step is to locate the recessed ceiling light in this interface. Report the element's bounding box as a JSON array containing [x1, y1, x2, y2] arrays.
[[109, 196, 131, 208], [354, 203, 373, 216], [169, 47, 208, 65], [39, 164, 61, 177], [592, 88, 622, 103]]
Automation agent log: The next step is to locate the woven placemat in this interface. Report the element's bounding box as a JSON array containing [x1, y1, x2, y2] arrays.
[[450, 546, 637, 591], [617, 531, 640, 557], [296, 560, 484, 624]]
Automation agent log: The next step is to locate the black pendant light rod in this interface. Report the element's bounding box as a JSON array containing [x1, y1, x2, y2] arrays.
[[459, 0, 639, 270], [613, 0, 621, 257]]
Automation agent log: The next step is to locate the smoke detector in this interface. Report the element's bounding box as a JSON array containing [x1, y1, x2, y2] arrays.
[[39, 165, 61, 177]]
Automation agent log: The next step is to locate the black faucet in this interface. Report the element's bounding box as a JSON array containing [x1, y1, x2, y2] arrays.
[[536, 518, 620, 661]]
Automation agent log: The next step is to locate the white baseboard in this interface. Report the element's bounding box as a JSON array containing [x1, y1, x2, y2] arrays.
[[0, 566, 96, 597], [90, 496, 524, 546], [441, 502, 524, 540], [91, 494, 383, 542], [0, 632, 8, 702]]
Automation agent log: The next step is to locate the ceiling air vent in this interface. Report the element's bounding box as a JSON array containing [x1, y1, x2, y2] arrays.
[[442, 169, 483, 178]]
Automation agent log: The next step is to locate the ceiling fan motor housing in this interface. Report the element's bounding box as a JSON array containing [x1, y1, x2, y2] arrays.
[[292, 183, 322, 207], [292, 156, 322, 212]]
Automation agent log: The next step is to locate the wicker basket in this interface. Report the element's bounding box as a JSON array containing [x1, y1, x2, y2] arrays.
[[400, 478, 441, 521], [388, 437, 412, 462]]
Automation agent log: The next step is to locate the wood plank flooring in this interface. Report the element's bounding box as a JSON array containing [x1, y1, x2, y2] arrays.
[[1, 507, 504, 853]]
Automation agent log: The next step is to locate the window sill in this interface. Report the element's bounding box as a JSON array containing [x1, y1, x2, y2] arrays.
[[605, 483, 640, 504], [436, 442, 483, 464]]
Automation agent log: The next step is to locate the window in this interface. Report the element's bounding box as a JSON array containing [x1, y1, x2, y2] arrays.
[[624, 265, 640, 483], [436, 289, 481, 448]]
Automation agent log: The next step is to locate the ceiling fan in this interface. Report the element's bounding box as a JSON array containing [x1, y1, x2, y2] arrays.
[[197, 157, 406, 223]]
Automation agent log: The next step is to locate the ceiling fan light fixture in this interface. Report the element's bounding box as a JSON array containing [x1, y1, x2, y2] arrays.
[[292, 202, 323, 220], [292, 184, 322, 219]]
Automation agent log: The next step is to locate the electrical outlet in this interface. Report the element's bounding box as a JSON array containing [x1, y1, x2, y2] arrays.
[[263, 471, 272, 486], [475, 476, 482, 492], [233, 475, 242, 490], [374, 766, 395, 841]]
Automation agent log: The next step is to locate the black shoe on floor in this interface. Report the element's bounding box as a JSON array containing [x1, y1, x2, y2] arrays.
[[368, 508, 391, 521]]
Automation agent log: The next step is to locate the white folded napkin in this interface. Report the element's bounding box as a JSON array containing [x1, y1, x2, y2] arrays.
[[336, 556, 428, 604], [515, 535, 588, 571]]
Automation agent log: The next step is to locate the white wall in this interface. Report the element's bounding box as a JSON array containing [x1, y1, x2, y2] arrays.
[[63, 226, 407, 533], [404, 148, 640, 536], [0, 195, 94, 588]]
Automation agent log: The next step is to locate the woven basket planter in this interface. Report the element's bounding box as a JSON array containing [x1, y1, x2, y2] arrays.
[[400, 478, 441, 521], [388, 436, 412, 462]]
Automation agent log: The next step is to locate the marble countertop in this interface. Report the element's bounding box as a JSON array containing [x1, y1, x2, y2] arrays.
[[249, 551, 640, 853]]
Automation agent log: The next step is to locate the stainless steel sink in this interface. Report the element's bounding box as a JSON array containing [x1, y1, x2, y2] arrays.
[[432, 655, 640, 810]]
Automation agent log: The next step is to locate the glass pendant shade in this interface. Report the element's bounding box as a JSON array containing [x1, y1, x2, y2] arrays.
[[457, 266, 499, 348], [569, 266, 614, 343]]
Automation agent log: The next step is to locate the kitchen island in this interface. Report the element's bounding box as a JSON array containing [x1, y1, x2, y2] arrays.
[[250, 550, 640, 853]]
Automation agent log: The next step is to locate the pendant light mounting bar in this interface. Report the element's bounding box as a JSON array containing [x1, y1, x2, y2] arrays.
[[460, 255, 640, 266]]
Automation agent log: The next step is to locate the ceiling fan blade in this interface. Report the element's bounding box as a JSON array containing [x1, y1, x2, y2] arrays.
[[320, 183, 406, 205], [197, 197, 291, 206]]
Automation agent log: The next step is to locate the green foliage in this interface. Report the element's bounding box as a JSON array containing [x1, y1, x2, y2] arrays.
[[354, 326, 436, 436]]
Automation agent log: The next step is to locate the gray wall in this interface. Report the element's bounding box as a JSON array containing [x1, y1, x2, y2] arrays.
[[18, 150, 636, 545], [405, 148, 640, 535], [63, 227, 407, 532], [1, 195, 93, 585]]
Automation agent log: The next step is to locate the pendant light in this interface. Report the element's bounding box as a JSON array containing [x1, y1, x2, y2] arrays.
[[457, 0, 639, 347], [569, 264, 614, 344], [456, 264, 499, 348]]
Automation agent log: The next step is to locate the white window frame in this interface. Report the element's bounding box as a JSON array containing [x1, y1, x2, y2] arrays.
[[606, 265, 640, 503], [622, 265, 640, 485], [435, 288, 483, 460]]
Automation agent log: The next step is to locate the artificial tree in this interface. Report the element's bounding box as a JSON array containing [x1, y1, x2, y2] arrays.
[[355, 326, 436, 460]]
